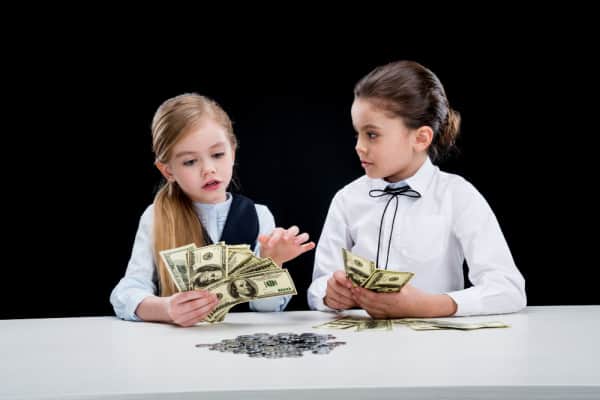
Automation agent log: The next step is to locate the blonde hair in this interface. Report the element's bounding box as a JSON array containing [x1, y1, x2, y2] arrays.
[[151, 93, 237, 296]]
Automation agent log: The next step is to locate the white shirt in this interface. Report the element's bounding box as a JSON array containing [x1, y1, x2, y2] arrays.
[[308, 158, 526, 316], [110, 193, 291, 321]]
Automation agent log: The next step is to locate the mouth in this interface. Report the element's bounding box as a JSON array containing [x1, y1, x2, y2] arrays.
[[360, 160, 373, 167], [202, 179, 221, 190]]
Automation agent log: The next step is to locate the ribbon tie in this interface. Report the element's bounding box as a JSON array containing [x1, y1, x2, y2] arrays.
[[368, 185, 421, 269]]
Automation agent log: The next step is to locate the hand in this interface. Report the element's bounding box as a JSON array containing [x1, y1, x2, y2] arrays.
[[324, 270, 358, 310], [258, 225, 315, 266], [351, 284, 457, 318], [351, 283, 423, 319], [166, 290, 218, 327]]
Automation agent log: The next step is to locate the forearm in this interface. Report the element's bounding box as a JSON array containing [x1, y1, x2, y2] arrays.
[[135, 295, 172, 323], [415, 294, 457, 318]]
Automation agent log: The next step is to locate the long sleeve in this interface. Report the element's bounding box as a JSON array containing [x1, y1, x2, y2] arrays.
[[307, 191, 353, 311], [446, 181, 527, 316], [248, 204, 291, 312], [109, 206, 157, 321]]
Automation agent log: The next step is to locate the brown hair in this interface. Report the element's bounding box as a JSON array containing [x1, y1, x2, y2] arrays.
[[354, 60, 461, 161], [151, 93, 237, 296]]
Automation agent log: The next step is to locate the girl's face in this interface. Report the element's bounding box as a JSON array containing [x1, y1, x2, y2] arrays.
[[157, 119, 235, 204], [351, 98, 430, 182]]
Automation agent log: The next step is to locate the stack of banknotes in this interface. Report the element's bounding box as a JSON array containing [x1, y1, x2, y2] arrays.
[[159, 243, 297, 322], [315, 316, 509, 331], [342, 248, 414, 292]]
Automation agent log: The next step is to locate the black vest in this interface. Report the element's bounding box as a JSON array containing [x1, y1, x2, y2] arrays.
[[205, 194, 259, 311]]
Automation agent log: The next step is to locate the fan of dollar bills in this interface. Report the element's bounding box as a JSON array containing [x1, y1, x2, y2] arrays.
[[159, 242, 297, 323], [342, 248, 414, 292]]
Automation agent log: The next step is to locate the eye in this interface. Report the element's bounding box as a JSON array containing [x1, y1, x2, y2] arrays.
[[367, 131, 378, 139], [183, 159, 197, 166], [212, 152, 225, 159]]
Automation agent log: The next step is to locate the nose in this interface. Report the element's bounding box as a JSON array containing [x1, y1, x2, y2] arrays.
[[202, 160, 217, 176], [355, 135, 366, 155]]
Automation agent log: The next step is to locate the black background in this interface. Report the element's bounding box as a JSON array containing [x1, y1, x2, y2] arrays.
[[3, 17, 598, 319]]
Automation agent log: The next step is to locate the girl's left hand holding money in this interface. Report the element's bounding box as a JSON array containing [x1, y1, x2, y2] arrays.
[[351, 284, 457, 319], [259, 225, 316, 266]]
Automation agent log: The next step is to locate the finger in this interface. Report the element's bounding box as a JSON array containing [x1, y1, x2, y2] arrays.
[[257, 234, 270, 246], [284, 225, 299, 239], [324, 296, 348, 310], [176, 298, 219, 326], [176, 294, 218, 315], [354, 289, 387, 314], [324, 293, 354, 310], [296, 241, 316, 255], [328, 279, 355, 303], [302, 241, 316, 250], [172, 290, 204, 305], [292, 232, 309, 244], [268, 228, 285, 247], [333, 270, 353, 289], [327, 279, 354, 304]]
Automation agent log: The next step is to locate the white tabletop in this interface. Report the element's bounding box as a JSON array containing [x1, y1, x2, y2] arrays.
[[1, 306, 599, 400]]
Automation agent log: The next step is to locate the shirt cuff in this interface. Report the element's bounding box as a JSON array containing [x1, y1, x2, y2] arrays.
[[307, 276, 337, 312], [249, 295, 290, 312], [127, 291, 154, 321], [446, 287, 483, 316]]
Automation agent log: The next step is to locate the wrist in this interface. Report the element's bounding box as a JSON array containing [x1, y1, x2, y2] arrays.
[[422, 293, 456, 317]]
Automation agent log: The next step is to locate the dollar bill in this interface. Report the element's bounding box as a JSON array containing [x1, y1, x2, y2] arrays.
[[342, 248, 374, 286], [362, 270, 414, 292], [314, 316, 391, 331], [190, 244, 228, 290], [205, 269, 297, 322], [342, 248, 414, 293], [159, 243, 196, 291], [356, 319, 392, 331], [395, 319, 510, 331]]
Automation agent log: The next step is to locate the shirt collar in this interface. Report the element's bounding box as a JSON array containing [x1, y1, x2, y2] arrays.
[[193, 192, 233, 217], [367, 157, 435, 195]]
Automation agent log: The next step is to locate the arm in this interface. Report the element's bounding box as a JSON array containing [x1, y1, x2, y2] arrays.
[[109, 205, 218, 325], [352, 284, 457, 318], [447, 180, 527, 316], [307, 191, 356, 311], [109, 206, 158, 321]]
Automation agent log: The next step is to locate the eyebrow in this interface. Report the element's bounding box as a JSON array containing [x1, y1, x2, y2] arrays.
[[359, 123, 381, 131], [174, 142, 227, 159]]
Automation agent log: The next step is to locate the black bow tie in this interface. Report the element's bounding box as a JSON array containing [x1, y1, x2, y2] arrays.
[[368, 185, 422, 269]]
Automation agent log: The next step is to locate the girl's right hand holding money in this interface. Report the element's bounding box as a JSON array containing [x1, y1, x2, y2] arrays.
[[166, 290, 218, 327], [324, 270, 358, 310]]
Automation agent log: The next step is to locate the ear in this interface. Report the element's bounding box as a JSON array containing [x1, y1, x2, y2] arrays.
[[155, 161, 175, 182], [413, 126, 434, 152]]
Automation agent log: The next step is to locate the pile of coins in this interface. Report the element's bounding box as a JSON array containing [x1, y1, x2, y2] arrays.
[[195, 332, 346, 358]]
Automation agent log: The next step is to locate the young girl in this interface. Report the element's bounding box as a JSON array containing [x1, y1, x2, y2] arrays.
[[111, 93, 315, 327], [308, 61, 526, 318]]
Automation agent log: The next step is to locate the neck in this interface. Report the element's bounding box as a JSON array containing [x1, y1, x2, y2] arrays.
[[385, 154, 427, 183]]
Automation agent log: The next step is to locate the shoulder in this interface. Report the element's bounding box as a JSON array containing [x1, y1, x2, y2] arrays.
[[139, 204, 155, 228], [333, 175, 370, 205], [434, 169, 490, 212], [254, 203, 274, 220]]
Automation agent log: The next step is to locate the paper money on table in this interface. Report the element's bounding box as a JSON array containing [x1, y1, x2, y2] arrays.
[[314, 316, 392, 332], [393, 319, 510, 330]]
